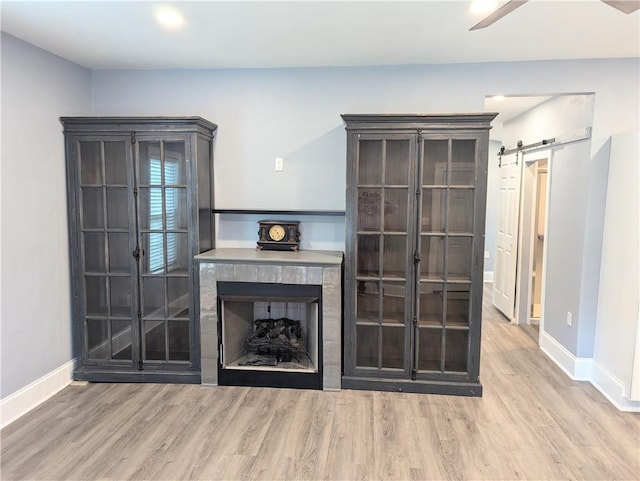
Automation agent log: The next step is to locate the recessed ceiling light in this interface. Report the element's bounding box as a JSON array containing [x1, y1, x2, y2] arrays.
[[154, 5, 184, 30], [470, 0, 498, 14], [491, 95, 506, 101]]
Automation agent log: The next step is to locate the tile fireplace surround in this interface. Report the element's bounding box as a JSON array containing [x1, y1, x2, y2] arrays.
[[196, 248, 344, 390]]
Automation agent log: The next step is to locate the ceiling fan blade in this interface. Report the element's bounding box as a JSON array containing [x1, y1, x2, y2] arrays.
[[601, 0, 640, 14], [470, 0, 529, 31]]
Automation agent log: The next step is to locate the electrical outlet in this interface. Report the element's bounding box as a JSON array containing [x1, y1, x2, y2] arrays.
[[566, 311, 572, 327], [275, 157, 284, 171], [484, 250, 490, 259]]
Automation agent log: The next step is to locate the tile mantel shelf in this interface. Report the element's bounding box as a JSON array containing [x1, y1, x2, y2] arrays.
[[195, 248, 343, 266], [196, 248, 344, 390]]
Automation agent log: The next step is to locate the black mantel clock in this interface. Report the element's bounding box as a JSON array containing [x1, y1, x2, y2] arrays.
[[257, 220, 301, 251]]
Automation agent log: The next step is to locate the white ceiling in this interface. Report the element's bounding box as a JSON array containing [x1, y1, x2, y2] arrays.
[[1, 0, 638, 70]]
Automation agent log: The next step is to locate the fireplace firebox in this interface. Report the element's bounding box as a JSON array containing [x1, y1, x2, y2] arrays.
[[217, 282, 322, 389]]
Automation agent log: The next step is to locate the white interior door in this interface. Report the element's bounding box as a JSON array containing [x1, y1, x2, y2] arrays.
[[493, 158, 521, 320]]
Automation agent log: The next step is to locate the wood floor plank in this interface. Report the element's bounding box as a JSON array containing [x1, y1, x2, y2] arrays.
[[2, 284, 639, 481]]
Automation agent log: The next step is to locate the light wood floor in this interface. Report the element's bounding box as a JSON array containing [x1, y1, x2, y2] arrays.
[[2, 285, 639, 480]]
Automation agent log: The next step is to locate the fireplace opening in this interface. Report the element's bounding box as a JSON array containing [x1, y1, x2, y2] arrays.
[[217, 282, 322, 389]]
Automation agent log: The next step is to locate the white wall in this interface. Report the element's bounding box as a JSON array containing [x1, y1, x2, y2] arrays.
[[0, 34, 92, 400], [91, 59, 639, 253], [593, 131, 640, 408]]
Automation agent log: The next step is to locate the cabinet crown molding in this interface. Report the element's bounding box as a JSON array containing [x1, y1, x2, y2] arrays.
[[341, 113, 499, 131]]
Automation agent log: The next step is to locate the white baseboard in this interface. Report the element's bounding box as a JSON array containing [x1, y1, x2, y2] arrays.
[[590, 361, 640, 412], [1, 359, 75, 429], [539, 330, 591, 380], [483, 271, 494, 283], [539, 331, 640, 412]]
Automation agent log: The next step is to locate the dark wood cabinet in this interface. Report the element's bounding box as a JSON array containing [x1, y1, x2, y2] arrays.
[[61, 117, 216, 383], [341, 113, 496, 396]]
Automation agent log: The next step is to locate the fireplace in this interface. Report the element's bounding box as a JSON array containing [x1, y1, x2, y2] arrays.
[[217, 282, 322, 389], [197, 248, 343, 390]]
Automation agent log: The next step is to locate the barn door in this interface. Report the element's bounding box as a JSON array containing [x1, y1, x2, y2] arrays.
[[493, 157, 521, 320]]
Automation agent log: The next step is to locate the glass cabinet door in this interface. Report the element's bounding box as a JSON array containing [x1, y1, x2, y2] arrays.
[[354, 137, 413, 373], [78, 139, 137, 363], [417, 138, 476, 374], [138, 140, 191, 363]]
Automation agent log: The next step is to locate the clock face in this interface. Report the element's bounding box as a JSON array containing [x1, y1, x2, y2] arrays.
[[268, 224, 286, 242]]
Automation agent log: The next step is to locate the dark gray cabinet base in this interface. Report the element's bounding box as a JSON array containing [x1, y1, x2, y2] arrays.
[[73, 368, 201, 384], [342, 376, 482, 396]]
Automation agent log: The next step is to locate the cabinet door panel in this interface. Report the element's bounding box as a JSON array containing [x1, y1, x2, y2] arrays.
[[167, 277, 189, 318], [450, 139, 476, 185], [142, 232, 165, 274], [356, 325, 379, 368], [139, 142, 162, 185], [421, 189, 446, 232], [144, 320, 166, 360], [358, 140, 383, 185], [381, 326, 405, 369], [357, 188, 382, 231], [85, 276, 108, 316], [84, 232, 106, 273], [447, 237, 472, 281], [137, 138, 192, 365], [420, 236, 445, 280], [168, 320, 190, 361], [445, 329, 468, 372], [384, 140, 410, 185], [351, 134, 414, 378], [79, 141, 103, 185], [142, 276, 165, 318], [139, 188, 163, 230], [87, 319, 109, 359], [383, 188, 408, 232], [108, 233, 131, 274], [382, 281, 405, 324], [81, 187, 104, 229], [167, 232, 189, 275], [110, 276, 133, 317], [423, 140, 448, 185], [111, 320, 132, 360], [382, 235, 407, 279], [76, 136, 136, 365], [106, 187, 129, 229], [357, 235, 380, 277], [165, 187, 188, 230], [418, 328, 442, 371], [418, 282, 444, 326], [449, 189, 475, 233], [447, 286, 470, 327], [163, 142, 187, 185], [356, 280, 379, 322], [104, 141, 128, 185]]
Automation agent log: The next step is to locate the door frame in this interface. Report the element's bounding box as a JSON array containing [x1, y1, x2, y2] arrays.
[[514, 150, 552, 340]]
